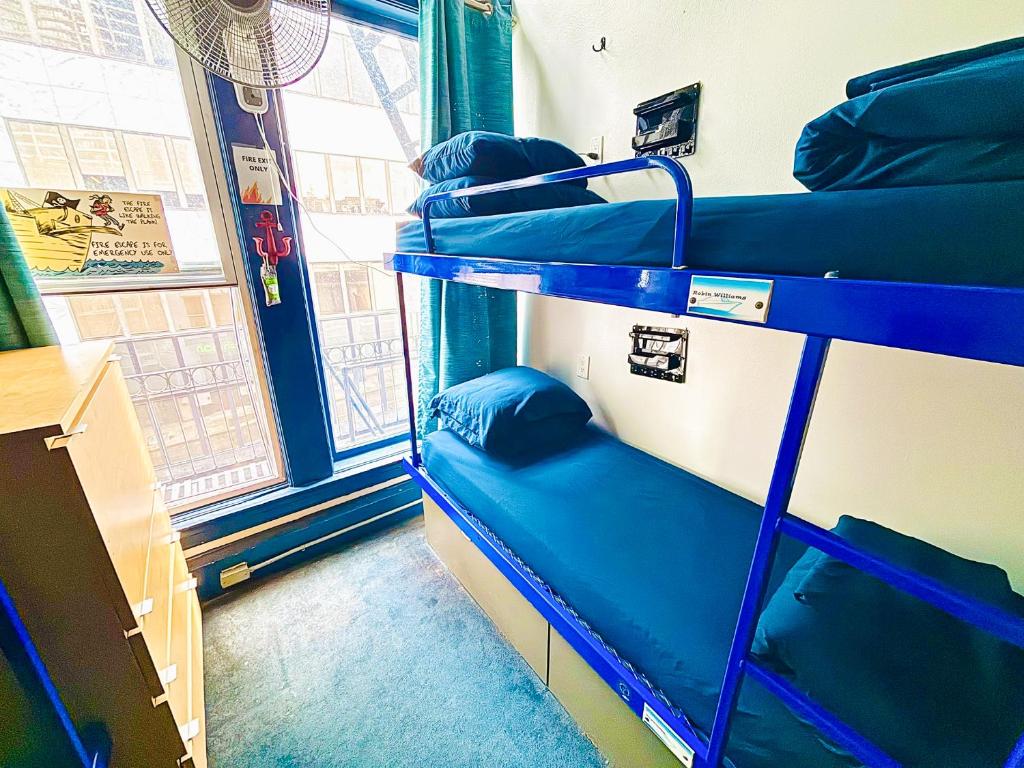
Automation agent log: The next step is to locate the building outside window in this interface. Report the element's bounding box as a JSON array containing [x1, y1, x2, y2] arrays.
[[0, 0, 281, 508], [283, 19, 421, 454]]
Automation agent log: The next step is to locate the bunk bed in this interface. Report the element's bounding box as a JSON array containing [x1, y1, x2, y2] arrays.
[[386, 156, 1024, 768]]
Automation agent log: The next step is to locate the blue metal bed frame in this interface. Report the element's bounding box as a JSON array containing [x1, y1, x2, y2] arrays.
[[389, 157, 1024, 767]]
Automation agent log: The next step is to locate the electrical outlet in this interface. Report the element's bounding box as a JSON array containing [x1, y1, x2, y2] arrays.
[[575, 354, 591, 380], [588, 136, 604, 163]]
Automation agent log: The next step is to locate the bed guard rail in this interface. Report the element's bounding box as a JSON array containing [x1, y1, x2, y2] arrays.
[[419, 155, 695, 269]]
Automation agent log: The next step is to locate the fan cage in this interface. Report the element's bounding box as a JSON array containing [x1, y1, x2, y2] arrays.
[[144, 0, 331, 88]]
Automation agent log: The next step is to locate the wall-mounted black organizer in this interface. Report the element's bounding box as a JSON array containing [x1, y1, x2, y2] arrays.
[[633, 83, 701, 158], [628, 325, 688, 383]]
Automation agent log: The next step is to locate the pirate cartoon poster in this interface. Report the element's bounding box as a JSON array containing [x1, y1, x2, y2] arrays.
[[1, 187, 179, 278]]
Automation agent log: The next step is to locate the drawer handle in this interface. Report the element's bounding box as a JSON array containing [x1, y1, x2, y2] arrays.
[[159, 664, 178, 685], [44, 424, 88, 450], [179, 719, 200, 743], [133, 597, 154, 619]]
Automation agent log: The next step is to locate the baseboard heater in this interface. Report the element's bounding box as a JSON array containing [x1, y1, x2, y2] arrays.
[[219, 500, 421, 589]]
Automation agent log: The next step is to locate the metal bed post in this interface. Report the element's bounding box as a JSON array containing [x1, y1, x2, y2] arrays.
[[0, 575, 110, 768], [395, 272, 420, 467], [705, 334, 831, 767], [1006, 734, 1024, 768]]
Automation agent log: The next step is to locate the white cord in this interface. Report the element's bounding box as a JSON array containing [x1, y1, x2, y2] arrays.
[[253, 97, 393, 277]]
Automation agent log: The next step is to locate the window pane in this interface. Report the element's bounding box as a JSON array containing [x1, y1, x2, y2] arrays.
[[90, 0, 145, 62], [30, 0, 91, 52], [343, 266, 371, 313], [343, 34, 376, 106], [172, 138, 206, 208], [8, 122, 75, 188], [313, 267, 345, 315], [0, 0, 30, 41], [68, 295, 122, 338], [359, 158, 388, 215], [166, 290, 210, 330], [388, 160, 419, 214], [120, 292, 169, 335], [295, 151, 330, 212], [124, 133, 176, 193], [317, 35, 349, 100], [283, 20, 419, 453], [69, 127, 129, 190], [209, 287, 234, 327], [143, 11, 175, 68], [328, 155, 360, 213], [45, 288, 279, 508]]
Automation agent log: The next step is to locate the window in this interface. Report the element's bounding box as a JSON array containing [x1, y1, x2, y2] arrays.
[[31, 0, 91, 52], [344, 266, 372, 313], [313, 267, 346, 315], [69, 127, 128, 189], [284, 19, 420, 454], [0, 0, 30, 41], [124, 133, 176, 192], [329, 155, 361, 213], [295, 151, 331, 212], [2, 3, 281, 509], [8, 122, 76, 188], [90, 0, 145, 62]]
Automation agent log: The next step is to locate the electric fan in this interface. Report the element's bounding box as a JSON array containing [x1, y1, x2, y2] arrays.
[[143, 0, 330, 88]]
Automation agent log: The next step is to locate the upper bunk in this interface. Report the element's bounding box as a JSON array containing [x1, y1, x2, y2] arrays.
[[386, 156, 1024, 368]]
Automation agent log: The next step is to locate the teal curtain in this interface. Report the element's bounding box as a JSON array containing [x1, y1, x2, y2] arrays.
[[416, 0, 517, 435], [0, 207, 57, 351]]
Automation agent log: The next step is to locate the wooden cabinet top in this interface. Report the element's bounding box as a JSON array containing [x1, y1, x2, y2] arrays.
[[0, 342, 113, 436]]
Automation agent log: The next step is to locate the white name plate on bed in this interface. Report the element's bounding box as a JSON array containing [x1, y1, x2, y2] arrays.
[[686, 276, 773, 324], [642, 703, 695, 766]]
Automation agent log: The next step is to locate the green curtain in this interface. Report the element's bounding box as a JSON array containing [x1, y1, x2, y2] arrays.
[[0, 207, 57, 352], [416, 0, 517, 435]]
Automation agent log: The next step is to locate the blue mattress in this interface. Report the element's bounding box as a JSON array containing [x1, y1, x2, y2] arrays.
[[398, 180, 1024, 288], [422, 427, 862, 768]]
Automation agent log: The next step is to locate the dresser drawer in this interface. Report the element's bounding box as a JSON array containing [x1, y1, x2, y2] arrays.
[[65, 360, 156, 612], [168, 540, 195, 729], [138, 495, 174, 675], [181, 591, 208, 768]]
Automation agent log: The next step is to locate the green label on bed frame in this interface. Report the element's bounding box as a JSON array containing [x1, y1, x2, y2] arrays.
[[687, 276, 773, 324], [642, 703, 695, 766]]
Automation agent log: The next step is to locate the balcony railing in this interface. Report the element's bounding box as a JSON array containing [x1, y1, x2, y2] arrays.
[[122, 357, 276, 506], [317, 309, 415, 452]]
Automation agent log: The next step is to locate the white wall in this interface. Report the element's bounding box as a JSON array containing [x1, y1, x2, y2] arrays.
[[512, 1, 1024, 587]]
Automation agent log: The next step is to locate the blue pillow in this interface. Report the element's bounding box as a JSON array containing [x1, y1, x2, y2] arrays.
[[408, 176, 605, 219], [753, 516, 1024, 767], [429, 366, 592, 458], [412, 131, 586, 185]]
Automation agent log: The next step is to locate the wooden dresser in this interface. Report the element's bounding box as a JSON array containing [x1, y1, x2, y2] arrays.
[[0, 342, 207, 768]]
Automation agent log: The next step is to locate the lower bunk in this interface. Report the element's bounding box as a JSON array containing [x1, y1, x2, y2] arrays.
[[411, 425, 1024, 768]]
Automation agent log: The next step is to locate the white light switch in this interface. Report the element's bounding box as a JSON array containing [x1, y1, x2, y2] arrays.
[[575, 354, 591, 380]]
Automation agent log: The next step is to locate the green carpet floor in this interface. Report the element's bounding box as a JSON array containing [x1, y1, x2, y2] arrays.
[[203, 516, 607, 767]]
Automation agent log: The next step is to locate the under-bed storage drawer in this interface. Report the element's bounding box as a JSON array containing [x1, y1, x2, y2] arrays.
[[548, 630, 680, 768], [423, 497, 679, 768], [423, 497, 549, 682]]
